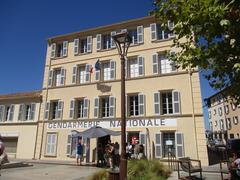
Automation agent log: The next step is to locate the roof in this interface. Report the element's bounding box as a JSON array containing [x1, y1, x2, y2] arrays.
[[48, 16, 155, 43], [0, 90, 42, 101]]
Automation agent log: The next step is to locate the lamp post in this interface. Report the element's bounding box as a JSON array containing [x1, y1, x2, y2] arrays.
[[112, 32, 132, 180]]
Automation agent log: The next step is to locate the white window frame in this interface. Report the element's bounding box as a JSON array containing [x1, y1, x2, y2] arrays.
[[45, 133, 58, 156]]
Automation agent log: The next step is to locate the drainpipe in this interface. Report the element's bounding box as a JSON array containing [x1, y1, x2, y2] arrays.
[[188, 67, 199, 159]]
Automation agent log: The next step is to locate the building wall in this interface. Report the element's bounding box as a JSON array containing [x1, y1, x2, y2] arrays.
[[0, 97, 41, 159], [35, 17, 208, 165]]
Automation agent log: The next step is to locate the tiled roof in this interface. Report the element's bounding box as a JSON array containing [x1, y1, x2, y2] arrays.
[[0, 90, 42, 100]]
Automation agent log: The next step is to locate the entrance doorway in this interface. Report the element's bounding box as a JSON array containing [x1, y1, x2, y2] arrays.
[[162, 132, 175, 158]]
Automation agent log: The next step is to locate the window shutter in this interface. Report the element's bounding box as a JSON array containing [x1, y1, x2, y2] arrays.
[[9, 105, 14, 121], [125, 59, 128, 79], [110, 60, 116, 80], [73, 38, 79, 55], [95, 70, 100, 81], [63, 41, 68, 57], [172, 91, 180, 114], [69, 99, 75, 119], [85, 64, 90, 82], [168, 21, 175, 38], [175, 132, 184, 158], [57, 101, 64, 119], [138, 56, 144, 76], [30, 103, 36, 120], [87, 36, 92, 52], [139, 132, 146, 155], [111, 31, 116, 48], [83, 98, 89, 118], [72, 65, 77, 84], [0, 105, 4, 122], [66, 134, 72, 156], [48, 70, 53, 87], [109, 96, 115, 117], [18, 104, 24, 121], [155, 132, 162, 158], [137, 25, 144, 44], [50, 43, 56, 58], [96, 34, 102, 50], [150, 23, 157, 41], [138, 93, 145, 116], [93, 97, 99, 118], [170, 51, 177, 71], [44, 102, 50, 120], [152, 53, 159, 74], [154, 92, 160, 115], [60, 68, 65, 85]]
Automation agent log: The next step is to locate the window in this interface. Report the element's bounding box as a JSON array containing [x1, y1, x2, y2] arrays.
[[69, 98, 89, 119], [209, 122, 213, 131], [162, 132, 175, 157], [0, 105, 14, 122], [224, 105, 229, 114], [129, 29, 138, 45], [45, 133, 57, 156], [18, 103, 36, 121], [208, 111, 212, 119], [218, 107, 223, 116], [226, 118, 231, 130], [150, 23, 174, 41], [213, 109, 217, 115], [102, 34, 111, 50], [126, 56, 144, 78], [220, 119, 224, 130], [95, 60, 116, 81], [48, 68, 66, 87], [230, 134, 234, 139], [73, 36, 92, 55], [50, 41, 68, 58], [231, 103, 236, 111], [72, 64, 90, 84], [214, 120, 218, 127], [152, 52, 177, 75], [44, 100, 63, 120], [233, 116, 239, 125], [127, 93, 144, 117], [80, 39, 88, 53], [93, 96, 115, 118], [154, 91, 180, 115]]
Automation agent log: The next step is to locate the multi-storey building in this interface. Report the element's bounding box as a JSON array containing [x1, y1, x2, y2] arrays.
[[206, 90, 240, 141], [33, 16, 208, 165], [0, 91, 42, 159]]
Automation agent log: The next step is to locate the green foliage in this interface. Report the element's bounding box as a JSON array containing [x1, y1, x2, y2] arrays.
[[89, 169, 108, 180], [151, 0, 240, 101], [127, 159, 171, 180]]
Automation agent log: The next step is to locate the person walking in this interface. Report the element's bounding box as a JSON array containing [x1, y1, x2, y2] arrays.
[[76, 139, 83, 166], [0, 134, 9, 176]]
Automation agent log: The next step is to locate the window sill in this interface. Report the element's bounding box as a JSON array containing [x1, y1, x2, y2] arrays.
[[51, 56, 67, 60], [97, 47, 115, 52], [74, 52, 92, 56], [44, 155, 57, 157], [151, 38, 174, 43]]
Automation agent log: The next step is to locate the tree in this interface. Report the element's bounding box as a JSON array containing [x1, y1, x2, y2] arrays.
[[151, 0, 240, 102]]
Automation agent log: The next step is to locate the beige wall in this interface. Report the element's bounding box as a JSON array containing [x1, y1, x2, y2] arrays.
[[37, 17, 208, 165]]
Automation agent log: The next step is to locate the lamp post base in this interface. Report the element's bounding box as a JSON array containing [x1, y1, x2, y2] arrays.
[[120, 156, 127, 180]]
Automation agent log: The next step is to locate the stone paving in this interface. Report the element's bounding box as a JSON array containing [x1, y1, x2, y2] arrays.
[[0, 163, 101, 180]]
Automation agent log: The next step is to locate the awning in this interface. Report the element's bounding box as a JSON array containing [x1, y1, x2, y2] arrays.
[[71, 126, 121, 138]]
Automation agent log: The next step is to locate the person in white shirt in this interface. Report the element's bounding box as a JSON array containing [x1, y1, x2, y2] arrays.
[[230, 151, 240, 180]]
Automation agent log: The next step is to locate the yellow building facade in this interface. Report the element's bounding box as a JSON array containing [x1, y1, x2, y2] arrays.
[[0, 91, 42, 159], [34, 16, 208, 165]]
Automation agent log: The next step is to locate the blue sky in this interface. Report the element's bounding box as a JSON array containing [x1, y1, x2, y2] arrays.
[[0, 0, 217, 127]]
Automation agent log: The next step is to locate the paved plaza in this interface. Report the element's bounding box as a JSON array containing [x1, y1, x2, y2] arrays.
[[0, 162, 227, 180]]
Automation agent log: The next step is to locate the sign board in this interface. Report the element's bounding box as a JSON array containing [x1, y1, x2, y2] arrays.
[[166, 140, 173, 145], [47, 118, 177, 130]]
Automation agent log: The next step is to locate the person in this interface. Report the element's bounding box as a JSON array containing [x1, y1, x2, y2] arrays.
[[138, 144, 145, 159], [126, 142, 132, 159], [0, 134, 9, 176], [134, 141, 140, 159], [114, 142, 120, 167], [97, 143, 105, 167], [230, 151, 240, 180], [76, 139, 83, 166]]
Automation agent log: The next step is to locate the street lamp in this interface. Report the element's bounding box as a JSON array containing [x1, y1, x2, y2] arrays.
[[112, 32, 132, 180]]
